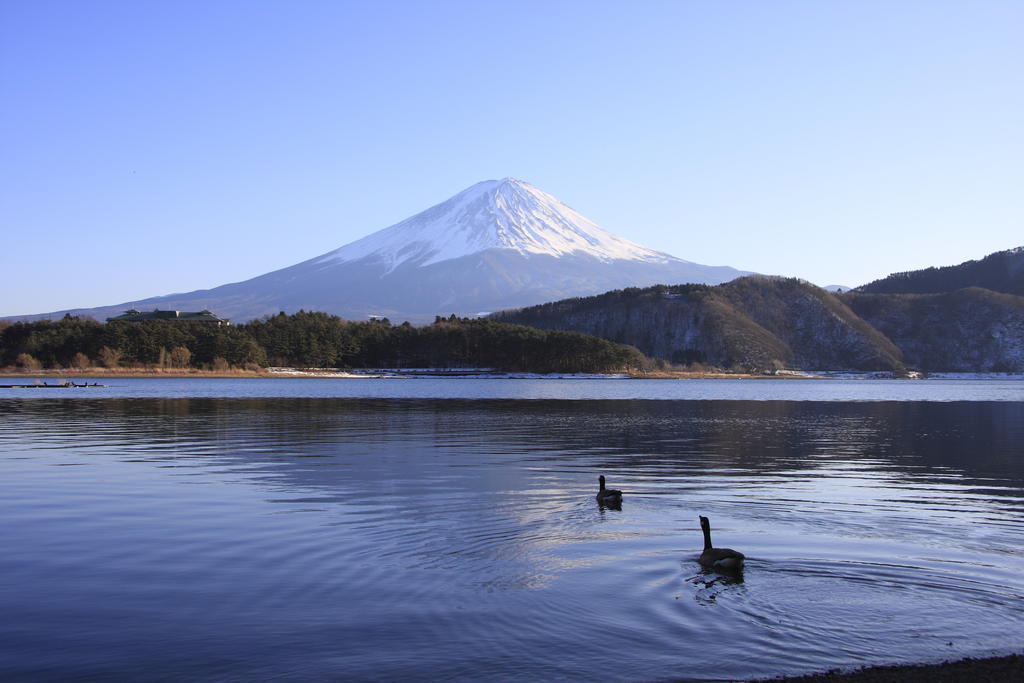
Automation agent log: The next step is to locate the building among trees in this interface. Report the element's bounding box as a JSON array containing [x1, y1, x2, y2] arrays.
[[106, 309, 231, 326]]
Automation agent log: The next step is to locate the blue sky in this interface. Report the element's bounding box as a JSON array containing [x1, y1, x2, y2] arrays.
[[2, 0, 1021, 317]]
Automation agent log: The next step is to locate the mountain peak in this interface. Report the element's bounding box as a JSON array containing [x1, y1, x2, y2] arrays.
[[494, 176, 527, 187], [316, 178, 680, 273]]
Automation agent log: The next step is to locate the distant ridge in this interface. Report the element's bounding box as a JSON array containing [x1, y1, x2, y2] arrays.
[[857, 246, 1024, 296]]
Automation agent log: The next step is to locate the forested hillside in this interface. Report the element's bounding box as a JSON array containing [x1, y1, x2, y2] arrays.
[[857, 246, 1024, 296], [493, 277, 907, 373], [0, 312, 647, 374], [840, 288, 1024, 372], [495, 274, 1024, 373]]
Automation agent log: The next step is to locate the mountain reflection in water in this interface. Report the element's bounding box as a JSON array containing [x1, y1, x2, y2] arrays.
[[1, 397, 1022, 681]]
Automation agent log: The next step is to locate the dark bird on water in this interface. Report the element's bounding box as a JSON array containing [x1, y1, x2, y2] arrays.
[[698, 515, 745, 570], [596, 475, 622, 506]]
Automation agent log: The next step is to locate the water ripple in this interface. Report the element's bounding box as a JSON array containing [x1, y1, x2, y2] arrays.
[[1, 396, 1022, 681]]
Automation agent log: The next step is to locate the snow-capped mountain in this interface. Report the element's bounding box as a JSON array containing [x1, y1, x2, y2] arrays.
[[15, 178, 751, 324], [318, 178, 674, 271]]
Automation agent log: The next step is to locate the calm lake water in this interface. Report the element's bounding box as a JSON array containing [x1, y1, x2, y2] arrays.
[[1, 378, 1022, 681]]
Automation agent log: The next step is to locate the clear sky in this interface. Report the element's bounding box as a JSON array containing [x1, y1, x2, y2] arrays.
[[2, 0, 1021, 317]]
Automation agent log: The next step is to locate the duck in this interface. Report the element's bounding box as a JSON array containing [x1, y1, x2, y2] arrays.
[[595, 475, 623, 506], [698, 515, 744, 570]]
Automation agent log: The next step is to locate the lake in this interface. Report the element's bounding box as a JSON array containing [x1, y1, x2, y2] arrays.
[[1, 377, 1022, 681]]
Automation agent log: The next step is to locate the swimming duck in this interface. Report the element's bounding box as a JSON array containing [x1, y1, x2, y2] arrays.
[[596, 475, 623, 505], [698, 515, 744, 570]]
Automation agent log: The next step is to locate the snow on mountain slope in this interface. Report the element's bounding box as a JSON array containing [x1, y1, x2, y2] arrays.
[[315, 178, 682, 272]]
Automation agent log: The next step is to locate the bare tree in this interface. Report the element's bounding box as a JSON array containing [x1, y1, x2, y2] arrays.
[[98, 346, 123, 368], [169, 346, 192, 369], [16, 353, 42, 371]]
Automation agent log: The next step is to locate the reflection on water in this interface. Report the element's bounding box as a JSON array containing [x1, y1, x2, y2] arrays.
[[1, 397, 1022, 681]]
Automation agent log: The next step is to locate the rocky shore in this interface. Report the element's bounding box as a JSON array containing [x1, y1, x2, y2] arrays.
[[765, 653, 1023, 682]]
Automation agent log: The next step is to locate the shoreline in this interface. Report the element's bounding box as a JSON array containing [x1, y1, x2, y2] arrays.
[[2, 368, 1018, 381], [0, 368, 773, 380], [0, 369, 268, 379], [762, 652, 1023, 682]]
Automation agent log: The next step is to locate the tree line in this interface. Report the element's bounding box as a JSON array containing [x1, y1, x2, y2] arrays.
[[0, 311, 648, 373]]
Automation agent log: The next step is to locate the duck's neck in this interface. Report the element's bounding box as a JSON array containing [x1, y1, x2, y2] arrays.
[[599, 476, 606, 492], [702, 525, 713, 551]]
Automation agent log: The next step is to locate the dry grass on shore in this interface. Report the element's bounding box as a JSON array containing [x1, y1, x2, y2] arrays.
[[2, 366, 773, 380], [628, 370, 806, 379], [0, 366, 269, 379]]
